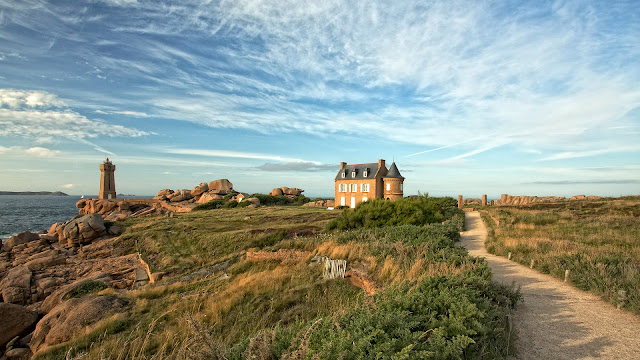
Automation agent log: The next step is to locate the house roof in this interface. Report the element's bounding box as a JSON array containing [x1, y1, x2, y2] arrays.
[[335, 162, 379, 180], [383, 162, 404, 179]]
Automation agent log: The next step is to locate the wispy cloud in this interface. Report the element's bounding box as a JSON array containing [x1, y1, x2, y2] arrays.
[[538, 146, 640, 161], [0, 146, 61, 158], [163, 148, 320, 164], [524, 180, 640, 185], [257, 162, 335, 172], [0, 89, 148, 140]]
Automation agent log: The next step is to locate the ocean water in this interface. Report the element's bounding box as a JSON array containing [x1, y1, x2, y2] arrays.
[[0, 195, 84, 241]]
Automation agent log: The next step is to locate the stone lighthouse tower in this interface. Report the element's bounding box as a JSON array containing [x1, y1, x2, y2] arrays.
[[99, 158, 116, 199], [383, 162, 404, 201]]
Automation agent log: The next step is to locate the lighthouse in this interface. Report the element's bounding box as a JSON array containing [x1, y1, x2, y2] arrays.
[[99, 158, 116, 200]]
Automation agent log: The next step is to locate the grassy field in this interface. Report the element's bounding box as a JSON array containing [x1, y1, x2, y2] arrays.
[[480, 197, 640, 314], [35, 200, 520, 359]]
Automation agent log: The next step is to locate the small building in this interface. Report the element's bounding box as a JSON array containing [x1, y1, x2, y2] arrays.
[[334, 159, 404, 208], [99, 158, 116, 200]]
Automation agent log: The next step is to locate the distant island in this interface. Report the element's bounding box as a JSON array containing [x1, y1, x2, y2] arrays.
[[0, 191, 69, 196]]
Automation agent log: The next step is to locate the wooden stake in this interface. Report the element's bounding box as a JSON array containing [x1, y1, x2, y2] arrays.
[[564, 270, 570, 282], [507, 252, 512, 260], [530, 259, 535, 268]]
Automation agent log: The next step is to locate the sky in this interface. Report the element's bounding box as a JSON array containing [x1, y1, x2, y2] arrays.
[[0, 0, 639, 198]]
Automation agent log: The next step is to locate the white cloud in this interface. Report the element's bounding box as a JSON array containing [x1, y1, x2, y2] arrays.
[[0, 89, 65, 108], [62, 183, 74, 189], [0, 146, 61, 158], [25, 147, 61, 158], [538, 146, 640, 161], [163, 148, 321, 164], [0, 108, 148, 140]]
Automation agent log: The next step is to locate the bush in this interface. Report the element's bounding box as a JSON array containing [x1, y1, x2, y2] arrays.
[[248, 194, 312, 206], [193, 200, 226, 211], [327, 196, 462, 230]]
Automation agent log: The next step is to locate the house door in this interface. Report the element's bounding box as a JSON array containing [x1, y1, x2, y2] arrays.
[[350, 197, 356, 208], [340, 197, 345, 206]]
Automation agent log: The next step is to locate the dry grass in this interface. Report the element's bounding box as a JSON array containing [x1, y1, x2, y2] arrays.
[[482, 197, 640, 314]]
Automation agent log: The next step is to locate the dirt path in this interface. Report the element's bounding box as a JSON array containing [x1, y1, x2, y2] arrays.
[[459, 211, 640, 360]]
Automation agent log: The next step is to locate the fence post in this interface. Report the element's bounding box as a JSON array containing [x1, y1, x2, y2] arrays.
[[564, 270, 570, 282]]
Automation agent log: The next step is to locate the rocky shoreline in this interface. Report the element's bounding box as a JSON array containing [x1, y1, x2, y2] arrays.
[[0, 179, 321, 359]]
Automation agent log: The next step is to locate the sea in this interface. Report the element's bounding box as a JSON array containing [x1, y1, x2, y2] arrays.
[[0, 195, 87, 241]]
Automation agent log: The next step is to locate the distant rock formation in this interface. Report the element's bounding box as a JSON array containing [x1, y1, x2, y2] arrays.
[[271, 187, 304, 197], [0, 191, 68, 196], [303, 199, 335, 208]]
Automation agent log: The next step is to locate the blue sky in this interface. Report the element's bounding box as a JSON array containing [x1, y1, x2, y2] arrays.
[[0, 0, 639, 198]]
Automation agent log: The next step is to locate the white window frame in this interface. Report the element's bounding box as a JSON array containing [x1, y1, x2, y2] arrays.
[[361, 183, 369, 192], [363, 170, 368, 177], [351, 171, 356, 178], [386, 183, 390, 191], [339, 184, 347, 192], [341, 172, 346, 178], [362, 197, 368, 202], [350, 183, 358, 192], [340, 197, 345, 206], [400, 183, 403, 191], [350, 197, 356, 208]]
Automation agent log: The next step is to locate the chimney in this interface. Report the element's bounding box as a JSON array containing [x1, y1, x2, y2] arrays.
[[340, 162, 347, 170], [378, 159, 385, 169]]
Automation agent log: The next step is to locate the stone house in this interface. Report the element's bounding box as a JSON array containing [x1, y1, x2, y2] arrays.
[[334, 159, 404, 208]]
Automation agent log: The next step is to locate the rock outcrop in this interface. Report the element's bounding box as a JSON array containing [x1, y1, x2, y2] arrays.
[[0, 303, 38, 348], [1, 266, 33, 305], [494, 194, 567, 206], [208, 179, 233, 193], [54, 213, 106, 248], [1, 231, 41, 252], [271, 187, 304, 197], [302, 199, 335, 208], [30, 295, 127, 355]]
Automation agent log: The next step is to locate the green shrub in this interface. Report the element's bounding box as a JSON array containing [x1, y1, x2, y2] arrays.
[[237, 200, 251, 208], [327, 196, 461, 230], [248, 193, 312, 206], [193, 200, 226, 211], [233, 274, 520, 359]]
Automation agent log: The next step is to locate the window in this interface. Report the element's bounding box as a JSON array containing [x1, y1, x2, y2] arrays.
[[350, 184, 358, 192], [363, 170, 368, 177], [361, 183, 369, 192], [351, 171, 356, 178], [400, 184, 403, 191], [386, 183, 390, 191], [339, 184, 347, 192], [340, 197, 345, 206], [341, 172, 346, 178], [362, 197, 368, 202]]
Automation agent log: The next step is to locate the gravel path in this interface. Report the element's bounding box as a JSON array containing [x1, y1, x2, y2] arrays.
[[459, 211, 640, 360]]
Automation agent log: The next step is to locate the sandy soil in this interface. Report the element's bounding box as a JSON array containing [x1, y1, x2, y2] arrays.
[[459, 211, 640, 360]]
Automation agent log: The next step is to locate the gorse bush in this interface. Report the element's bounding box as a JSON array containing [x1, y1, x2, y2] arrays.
[[250, 194, 311, 206], [327, 196, 461, 230]]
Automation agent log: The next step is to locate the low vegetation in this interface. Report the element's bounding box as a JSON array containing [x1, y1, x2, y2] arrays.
[[35, 201, 519, 359], [327, 196, 463, 230], [481, 197, 640, 314]]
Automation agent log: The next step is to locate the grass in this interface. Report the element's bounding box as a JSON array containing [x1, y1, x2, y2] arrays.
[[481, 197, 640, 314], [34, 204, 519, 359]]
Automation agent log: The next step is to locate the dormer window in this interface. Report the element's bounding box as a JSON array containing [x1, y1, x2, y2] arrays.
[[363, 169, 369, 177], [351, 171, 356, 178], [341, 172, 346, 178]]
